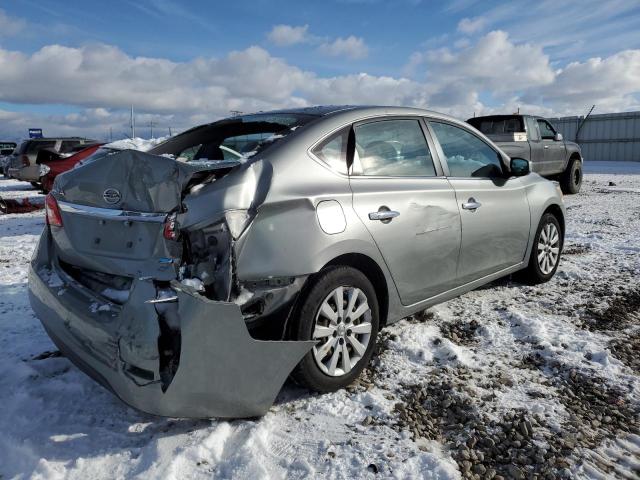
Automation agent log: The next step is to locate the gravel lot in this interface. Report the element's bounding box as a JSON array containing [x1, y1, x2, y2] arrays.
[[0, 164, 638, 479]]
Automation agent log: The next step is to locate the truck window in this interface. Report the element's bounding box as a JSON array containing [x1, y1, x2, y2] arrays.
[[537, 120, 556, 140], [467, 116, 525, 135]]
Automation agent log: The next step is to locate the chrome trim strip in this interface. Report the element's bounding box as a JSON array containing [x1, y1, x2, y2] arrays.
[[57, 201, 167, 223]]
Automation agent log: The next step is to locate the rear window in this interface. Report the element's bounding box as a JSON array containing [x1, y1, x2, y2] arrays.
[[21, 140, 57, 154], [467, 116, 525, 135], [149, 113, 317, 162]]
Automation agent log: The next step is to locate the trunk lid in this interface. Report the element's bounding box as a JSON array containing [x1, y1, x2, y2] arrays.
[[50, 150, 240, 287], [55, 149, 240, 212]]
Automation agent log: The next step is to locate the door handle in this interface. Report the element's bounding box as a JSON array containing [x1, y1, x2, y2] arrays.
[[544, 145, 549, 149], [368, 208, 400, 222], [462, 198, 482, 211]]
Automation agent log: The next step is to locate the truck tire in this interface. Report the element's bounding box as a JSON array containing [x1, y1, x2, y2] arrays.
[[560, 157, 582, 194], [289, 266, 379, 392]]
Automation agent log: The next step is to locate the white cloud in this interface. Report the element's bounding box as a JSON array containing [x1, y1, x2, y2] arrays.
[[424, 31, 555, 92], [1, 30, 640, 139], [535, 50, 640, 114], [0, 9, 26, 36], [267, 24, 310, 46], [457, 16, 485, 34], [318, 36, 369, 59]]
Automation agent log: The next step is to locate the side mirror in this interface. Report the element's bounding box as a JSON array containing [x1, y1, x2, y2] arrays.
[[554, 132, 563, 141], [510, 157, 530, 176]]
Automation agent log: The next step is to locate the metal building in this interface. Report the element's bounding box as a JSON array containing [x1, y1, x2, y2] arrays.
[[548, 111, 640, 162]]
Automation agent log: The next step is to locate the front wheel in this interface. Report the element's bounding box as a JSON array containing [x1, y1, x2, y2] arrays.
[[518, 213, 563, 285], [560, 158, 582, 194], [289, 266, 379, 392]]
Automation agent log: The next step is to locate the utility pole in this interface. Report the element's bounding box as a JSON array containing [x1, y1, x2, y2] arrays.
[[130, 105, 136, 138], [575, 104, 596, 142], [109, 127, 113, 142], [148, 120, 156, 139]]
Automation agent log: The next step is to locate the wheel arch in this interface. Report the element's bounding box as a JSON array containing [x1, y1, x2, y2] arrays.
[[323, 253, 390, 327], [542, 203, 565, 247]]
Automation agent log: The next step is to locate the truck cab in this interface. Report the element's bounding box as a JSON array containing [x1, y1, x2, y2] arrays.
[[467, 114, 583, 194]]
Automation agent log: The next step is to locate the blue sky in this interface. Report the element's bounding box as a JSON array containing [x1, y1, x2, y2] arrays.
[[1, 0, 640, 140]]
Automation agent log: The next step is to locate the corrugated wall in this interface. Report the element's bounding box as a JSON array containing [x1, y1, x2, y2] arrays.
[[548, 111, 640, 162]]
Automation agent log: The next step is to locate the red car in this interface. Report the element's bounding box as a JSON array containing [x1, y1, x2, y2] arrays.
[[38, 143, 104, 192]]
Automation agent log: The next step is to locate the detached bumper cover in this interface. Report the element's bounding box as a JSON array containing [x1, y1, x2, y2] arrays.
[[28, 231, 313, 419], [11, 165, 40, 182]]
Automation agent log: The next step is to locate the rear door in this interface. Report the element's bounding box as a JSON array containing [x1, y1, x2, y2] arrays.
[[427, 120, 531, 284], [537, 119, 565, 174], [347, 117, 462, 305]]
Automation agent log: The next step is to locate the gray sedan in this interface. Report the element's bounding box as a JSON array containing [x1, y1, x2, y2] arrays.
[[29, 106, 565, 418]]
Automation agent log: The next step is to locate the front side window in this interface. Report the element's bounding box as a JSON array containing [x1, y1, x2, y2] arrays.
[[352, 119, 436, 177], [537, 120, 556, 140], [312, 128, 348, 174], [430, 122, 503, 178], [60, 140, 82, 153]]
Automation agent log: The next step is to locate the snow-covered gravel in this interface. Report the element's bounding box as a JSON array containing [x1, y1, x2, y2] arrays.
[[0, 164, 638, 479]]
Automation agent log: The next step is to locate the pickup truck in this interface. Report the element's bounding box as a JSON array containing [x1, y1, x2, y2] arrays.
[[467, 114, 583, 194]]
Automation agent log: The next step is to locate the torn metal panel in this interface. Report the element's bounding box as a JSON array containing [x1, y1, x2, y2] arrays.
[[164, 283, 314, 417], [29, 232, 314, 418], [55, 149, 240, 213]]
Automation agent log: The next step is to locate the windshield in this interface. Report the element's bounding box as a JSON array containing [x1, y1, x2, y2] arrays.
[[467, 116, 525, 135], [148, 113, 317, 162]]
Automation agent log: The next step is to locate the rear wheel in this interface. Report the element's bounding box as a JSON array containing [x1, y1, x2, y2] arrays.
[[518, 213, 562, 285], [560, 157, 582, 194], [289, 266, 379, 392]]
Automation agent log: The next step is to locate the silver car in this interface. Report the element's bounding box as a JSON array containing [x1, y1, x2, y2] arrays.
[[29, 106, 565, 418]]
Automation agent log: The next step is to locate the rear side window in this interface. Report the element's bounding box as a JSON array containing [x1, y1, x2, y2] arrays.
[[26, 141, 56, 154], [430, 122, 503, 178], [312, 128, 348, 174], [352, 119, 436, 177]]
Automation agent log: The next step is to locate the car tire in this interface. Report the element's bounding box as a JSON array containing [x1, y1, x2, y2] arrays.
[[517, 213, 563, 285], [560, 157, 582, 194], [289, 266, 379, 392]]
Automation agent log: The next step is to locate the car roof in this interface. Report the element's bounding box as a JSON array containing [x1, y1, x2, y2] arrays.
[[249, 105, 461, 122], [25, 137, 93, 141]]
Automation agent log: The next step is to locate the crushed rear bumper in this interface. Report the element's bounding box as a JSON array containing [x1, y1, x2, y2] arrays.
[[28, 229, 313, 418]]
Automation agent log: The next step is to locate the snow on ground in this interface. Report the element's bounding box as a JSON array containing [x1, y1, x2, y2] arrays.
[[0, 164, 639, 479]]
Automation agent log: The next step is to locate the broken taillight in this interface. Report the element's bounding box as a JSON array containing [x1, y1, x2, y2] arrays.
[[21, 155, 30, 167], [163, 212, 179, 240], [45, 193, 63, 227]]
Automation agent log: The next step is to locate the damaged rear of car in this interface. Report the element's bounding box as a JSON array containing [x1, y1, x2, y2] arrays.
[[30, 106, 565, 418], [29, 112, 324, 418]]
